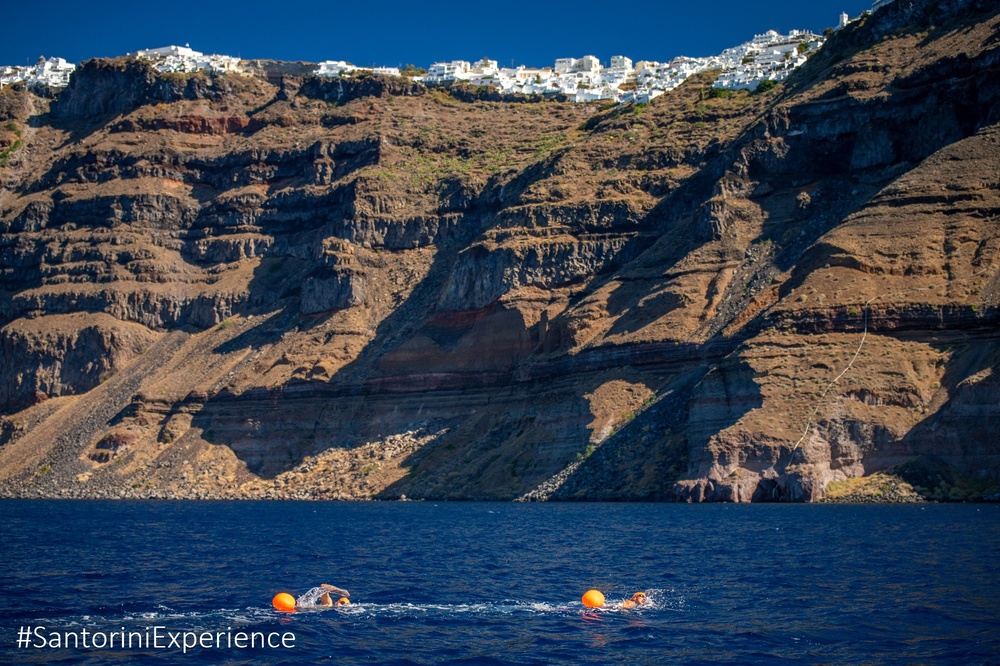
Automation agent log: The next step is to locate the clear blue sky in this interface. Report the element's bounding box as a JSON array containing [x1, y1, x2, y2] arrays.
[[2, 0, 874, 69]]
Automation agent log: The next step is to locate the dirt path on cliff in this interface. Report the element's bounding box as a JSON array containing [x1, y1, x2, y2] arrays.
[[0, 330, 189, 485]]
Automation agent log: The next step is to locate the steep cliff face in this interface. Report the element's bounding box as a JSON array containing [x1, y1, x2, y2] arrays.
[[0, 0, 998, 501]]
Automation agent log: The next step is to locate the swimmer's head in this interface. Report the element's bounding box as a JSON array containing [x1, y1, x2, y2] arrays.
[[632, 592, 647, 605], [335, 597, 350, 606]]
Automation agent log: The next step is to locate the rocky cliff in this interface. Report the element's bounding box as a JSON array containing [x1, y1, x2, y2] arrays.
[[1, 0, 998, 501]]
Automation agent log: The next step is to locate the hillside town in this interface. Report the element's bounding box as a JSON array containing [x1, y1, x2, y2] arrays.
[[411, 26, 825, 104], [0, 6, 882, 103], [0, 56, 75, 90]]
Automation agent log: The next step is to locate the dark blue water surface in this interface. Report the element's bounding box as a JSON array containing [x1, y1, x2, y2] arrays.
[[1, 502, 998, 665]]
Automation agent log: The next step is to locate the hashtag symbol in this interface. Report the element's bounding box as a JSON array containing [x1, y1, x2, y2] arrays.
[[17, 626, 32, 648]]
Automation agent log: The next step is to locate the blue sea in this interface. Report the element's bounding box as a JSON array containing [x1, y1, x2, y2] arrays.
[[1, 501, 998, 665]]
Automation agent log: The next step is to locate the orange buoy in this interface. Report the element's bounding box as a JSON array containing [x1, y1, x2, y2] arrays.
[[272, 592, 297, 612], [582, 589, 605, 608]]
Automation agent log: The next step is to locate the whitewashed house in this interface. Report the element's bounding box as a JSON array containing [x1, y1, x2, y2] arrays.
[[555, 55, 601, 74], [554, 57, 578, 73], [316, 60, 356, 77], [133, 45, 201, 59], [425, 60, 472, 83]]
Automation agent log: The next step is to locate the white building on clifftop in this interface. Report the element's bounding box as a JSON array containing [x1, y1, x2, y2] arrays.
[[315, 61, 400, 77], [130, 45, 246, 75], [0, 56, 75, 89]]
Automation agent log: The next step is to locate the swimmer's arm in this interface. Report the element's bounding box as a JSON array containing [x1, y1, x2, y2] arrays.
[[321, 583, 349, 597], [297, 584, 350, 606]]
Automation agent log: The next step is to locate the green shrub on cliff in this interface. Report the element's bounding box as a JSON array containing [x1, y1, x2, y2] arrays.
[[754, 79, 777, 93], [0, 137, 22, 167], [400, 64, 428, 77]]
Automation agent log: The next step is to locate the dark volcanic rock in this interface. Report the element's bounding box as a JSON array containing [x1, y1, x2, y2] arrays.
[[298, 73, 425, 103], [51, 58, 252, 119]]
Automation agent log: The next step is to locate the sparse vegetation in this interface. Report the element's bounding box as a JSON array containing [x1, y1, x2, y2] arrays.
[[533, 131, 567, 157], [159, 70, 209, 85], [754, 79, 777, 93], [400, 64, 428, 78], [0, 121, 23, 167]]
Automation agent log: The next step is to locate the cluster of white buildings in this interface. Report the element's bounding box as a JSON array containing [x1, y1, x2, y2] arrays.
[[129, 44, 244, 75], [713, 29, 823, 90], [406, 54, 661, 102], [0, 4, 895, 99], [0, 56, 75, 90], [1, 44, 246, 91], [401, 27, 823, 103]]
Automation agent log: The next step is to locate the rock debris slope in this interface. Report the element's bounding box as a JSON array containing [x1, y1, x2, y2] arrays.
[[1, 0, 998, 501]]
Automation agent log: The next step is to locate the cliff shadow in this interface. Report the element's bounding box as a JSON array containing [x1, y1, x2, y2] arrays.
[[545, 352, 763, 501], [892, 334, 1000, 480], [372, 334, 760, 501], [370, 366, 649, 501]]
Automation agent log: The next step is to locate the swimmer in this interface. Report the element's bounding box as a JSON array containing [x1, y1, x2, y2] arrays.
[[621, 591, 647, 609], [296, 583, 350, 608]]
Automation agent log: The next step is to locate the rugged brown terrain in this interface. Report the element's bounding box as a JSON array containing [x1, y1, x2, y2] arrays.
[[1, 0, 998, 501]]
